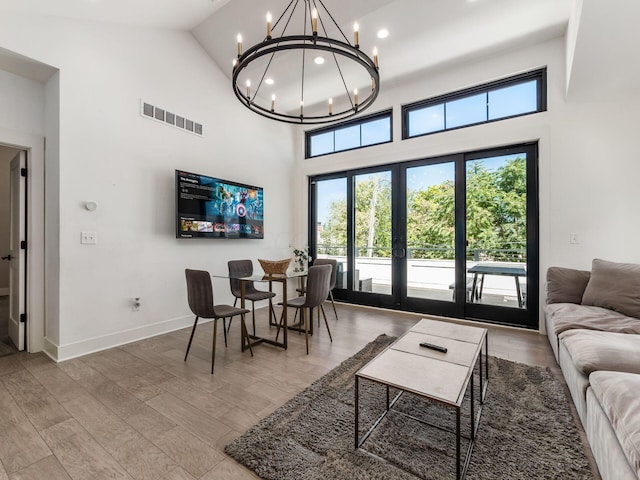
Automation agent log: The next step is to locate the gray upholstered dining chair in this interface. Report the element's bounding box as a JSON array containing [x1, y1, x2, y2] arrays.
[[278, 264, 333, 354], [313, 258, 339, 320], [184, 269, 253, 374], [228, 259, 277, 335]]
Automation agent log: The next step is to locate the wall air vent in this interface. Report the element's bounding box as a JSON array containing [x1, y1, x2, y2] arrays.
[[140, 100, 203, 137]]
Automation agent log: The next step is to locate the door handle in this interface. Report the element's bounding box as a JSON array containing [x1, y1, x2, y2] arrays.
[[1, 254, 11, 261]]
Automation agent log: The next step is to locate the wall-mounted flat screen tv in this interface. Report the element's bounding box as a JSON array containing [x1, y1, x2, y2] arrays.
[[175, 170, 264, 239]]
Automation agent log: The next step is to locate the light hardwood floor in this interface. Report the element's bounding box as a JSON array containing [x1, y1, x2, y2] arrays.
[[0, 303, 599, 479]]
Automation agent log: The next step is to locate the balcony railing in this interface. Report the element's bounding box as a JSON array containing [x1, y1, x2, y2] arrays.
[[315, 243, 527, 307], [317, 244, 525, 262]]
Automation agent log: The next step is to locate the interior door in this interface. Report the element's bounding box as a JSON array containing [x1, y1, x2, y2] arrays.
[[8, 152, 26, 350]]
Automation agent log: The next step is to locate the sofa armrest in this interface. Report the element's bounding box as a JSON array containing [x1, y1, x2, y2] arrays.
[[546, 266, 591, 304]]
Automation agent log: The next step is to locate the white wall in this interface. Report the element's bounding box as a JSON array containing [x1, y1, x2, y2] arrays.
[[0, 13, 296, 360], [0, 68, 45, 135], [293, 36, 640, 329]]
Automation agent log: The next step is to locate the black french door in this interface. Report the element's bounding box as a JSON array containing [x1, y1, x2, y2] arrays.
[[309, 142, 539, 328]]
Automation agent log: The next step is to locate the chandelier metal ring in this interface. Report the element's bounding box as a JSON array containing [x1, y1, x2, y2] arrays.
[[231, 0, 381, 125], [233, 37, 380, 124]]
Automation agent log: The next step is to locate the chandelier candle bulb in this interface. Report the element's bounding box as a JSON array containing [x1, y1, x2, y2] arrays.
[[232, 58, 237, 69], [354, 22, 359, 47], [246, 79, 251, 98], [237, 34, 243, 56], [300, 101, 304, 116], [266, 12, 272, 38], [354, 88, 359, 106], [329, 98, 333, 115], [373, 47, 379, 68], [271, 94, 275, 112], [312, 9, 318, 34]]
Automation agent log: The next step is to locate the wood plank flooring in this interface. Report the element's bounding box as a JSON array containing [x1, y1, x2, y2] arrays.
[[0, 304, 600, 479]]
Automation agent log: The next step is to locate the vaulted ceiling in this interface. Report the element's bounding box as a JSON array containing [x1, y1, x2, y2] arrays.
[[0, 0, 638, 102]]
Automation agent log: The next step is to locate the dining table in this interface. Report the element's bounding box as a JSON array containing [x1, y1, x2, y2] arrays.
[[210, 270, 307, 351]]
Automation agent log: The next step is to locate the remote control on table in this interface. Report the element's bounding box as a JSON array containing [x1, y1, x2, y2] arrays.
[[419, 342, 448, 353]]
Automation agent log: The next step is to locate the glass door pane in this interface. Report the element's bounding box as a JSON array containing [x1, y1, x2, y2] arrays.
[[465, 153, 527, 308], [354, 171, 392, 294], [406, 162, 456, 301], [315, 178, 348, 288]]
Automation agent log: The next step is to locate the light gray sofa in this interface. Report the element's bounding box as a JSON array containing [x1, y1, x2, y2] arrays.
[[545, 259, 640, 480]]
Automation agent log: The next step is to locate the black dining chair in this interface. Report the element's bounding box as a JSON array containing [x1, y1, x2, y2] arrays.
[[228, 259, 277, 335], [278, 264, 333, 354], [313, 258, 339, 320], [184, 269, 253, 374]]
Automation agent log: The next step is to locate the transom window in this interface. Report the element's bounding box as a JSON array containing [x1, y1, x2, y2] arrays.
[[402, 68, 547, 139], [306, 110, 392, 158]]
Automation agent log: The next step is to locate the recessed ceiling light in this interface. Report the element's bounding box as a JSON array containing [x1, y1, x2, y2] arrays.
[[265, 78, 274, 85], [377, 29, 389, 39], [314, 56, 325, 65]]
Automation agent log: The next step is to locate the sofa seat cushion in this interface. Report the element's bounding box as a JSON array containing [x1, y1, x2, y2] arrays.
[[545, 303, 640, 336], [590, 371, 640, 478], [561, 329, 640, 375]]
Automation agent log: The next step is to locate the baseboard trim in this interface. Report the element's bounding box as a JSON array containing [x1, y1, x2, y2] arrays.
[[54, 315, 195, 362], [42, 337, 59, 362]]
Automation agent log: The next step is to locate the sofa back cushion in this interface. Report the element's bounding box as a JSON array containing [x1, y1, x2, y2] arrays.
[[546, 266, 591, 304], [582, 259, 640, 319]]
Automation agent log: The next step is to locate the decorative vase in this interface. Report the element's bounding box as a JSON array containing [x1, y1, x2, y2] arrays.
[[293, 247, 309, 273]]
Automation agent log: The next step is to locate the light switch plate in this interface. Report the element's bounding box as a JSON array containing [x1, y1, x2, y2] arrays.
[[81, 231, 97, 245]]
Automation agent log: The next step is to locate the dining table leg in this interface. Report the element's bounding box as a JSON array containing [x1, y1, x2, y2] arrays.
[[282, 278, 288, 349], [240, 280, 247, 351]]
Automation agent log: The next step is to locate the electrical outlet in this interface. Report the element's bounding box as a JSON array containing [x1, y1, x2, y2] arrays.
[[570, 233, 580, 245], [133, 297, 141, 311], [81, 231, 97, 245]]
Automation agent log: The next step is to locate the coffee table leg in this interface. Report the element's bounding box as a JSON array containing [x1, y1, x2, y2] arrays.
[[386, 385, 390, 410], [479, 348, 484, 404], [354, 375, 360, 449], [456, 407, 461, 480], [484, 334, 489, 401], [470, 372, 475, 440]]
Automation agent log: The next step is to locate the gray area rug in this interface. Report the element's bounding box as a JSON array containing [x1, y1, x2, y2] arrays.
[[225, 334, 594, 480]]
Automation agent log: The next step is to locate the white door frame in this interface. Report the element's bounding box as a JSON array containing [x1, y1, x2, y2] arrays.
[[0, 131, 45, 354]]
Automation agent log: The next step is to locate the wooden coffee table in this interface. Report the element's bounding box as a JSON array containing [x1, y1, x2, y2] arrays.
[[355, 318, 488, 480]]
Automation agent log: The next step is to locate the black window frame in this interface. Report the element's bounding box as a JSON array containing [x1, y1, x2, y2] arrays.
[[402, 68, 547, 140], [305, 109, 393, 159]]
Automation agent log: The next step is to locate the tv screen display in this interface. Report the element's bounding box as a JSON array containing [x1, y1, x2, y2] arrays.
[[175, 170, 264, 239]]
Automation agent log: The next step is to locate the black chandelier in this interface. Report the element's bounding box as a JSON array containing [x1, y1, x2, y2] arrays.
[[232, 0, 380, 125]]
